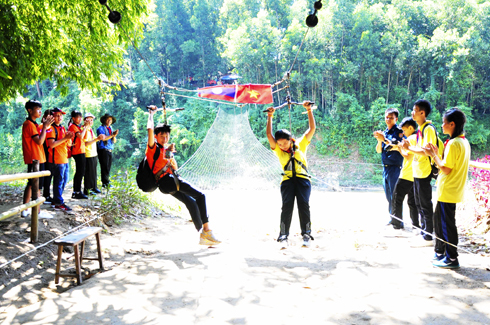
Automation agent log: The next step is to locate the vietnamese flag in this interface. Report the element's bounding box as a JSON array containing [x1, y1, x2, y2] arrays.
[[198, 84, 273, 104], [236, 84, 273, 104], [198, 85, 237, 102]]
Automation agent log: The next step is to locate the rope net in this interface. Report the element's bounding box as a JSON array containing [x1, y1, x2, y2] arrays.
[[178, 106, 282, 190], [177, 105, 340, 191]]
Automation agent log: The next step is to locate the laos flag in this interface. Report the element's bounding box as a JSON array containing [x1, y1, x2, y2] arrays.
[[198, 84, 273, 104], [198, 85, 236, 102]]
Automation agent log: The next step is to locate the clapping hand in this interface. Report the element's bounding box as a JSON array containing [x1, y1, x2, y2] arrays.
[[42, 116, 54, 128]]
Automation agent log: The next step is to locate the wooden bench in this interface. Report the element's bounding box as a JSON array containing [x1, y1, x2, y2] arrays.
[[54, 227, 104, 285]]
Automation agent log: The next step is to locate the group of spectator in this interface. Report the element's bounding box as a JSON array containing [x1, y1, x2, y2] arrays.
[[21, 100, 118, 215], [374, 99, 471, 269]]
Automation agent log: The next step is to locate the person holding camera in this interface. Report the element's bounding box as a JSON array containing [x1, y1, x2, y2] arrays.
[[97, 113, 119, 188], [265, 101, 316, 248], [146, 105, 221, 246], [373, 107, 404, 228]]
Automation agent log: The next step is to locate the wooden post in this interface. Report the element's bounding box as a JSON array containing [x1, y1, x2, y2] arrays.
[[30, 160, 39, 243]]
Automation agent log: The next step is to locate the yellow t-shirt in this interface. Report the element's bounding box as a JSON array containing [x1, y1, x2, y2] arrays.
[[84, 128, 98, 158], [413, 120, 437, 178], [436, 136, 471, 203], [399, 134, 416, 182], [273, 136, 310, 182]]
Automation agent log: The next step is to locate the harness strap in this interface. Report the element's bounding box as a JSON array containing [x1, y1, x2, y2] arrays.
[[283, 143, 310, 179]]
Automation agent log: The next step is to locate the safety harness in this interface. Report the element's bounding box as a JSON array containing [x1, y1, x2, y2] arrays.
[[282, 140, 311, 179], [152, 144, 180, 191]]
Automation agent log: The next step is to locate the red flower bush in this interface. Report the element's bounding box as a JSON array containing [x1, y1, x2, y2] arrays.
[[470, 155, 490, 233]]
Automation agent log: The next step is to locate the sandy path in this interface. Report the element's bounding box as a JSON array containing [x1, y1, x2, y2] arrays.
[[2, 190, 490, 324]]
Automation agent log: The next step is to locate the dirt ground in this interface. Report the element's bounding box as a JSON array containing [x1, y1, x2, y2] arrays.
[[1, 186, 490, 324]]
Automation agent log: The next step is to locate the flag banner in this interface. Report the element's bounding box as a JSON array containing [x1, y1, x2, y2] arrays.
[[198, 85, 236, 102], [198, 84, 273, 104], [236, 84, 273, 104]]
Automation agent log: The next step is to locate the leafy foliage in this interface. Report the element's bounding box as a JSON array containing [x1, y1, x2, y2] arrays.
[[0, 0, 150, 102]]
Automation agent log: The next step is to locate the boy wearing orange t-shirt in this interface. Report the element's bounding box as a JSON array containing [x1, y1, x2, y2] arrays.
[[46, 107, 74, 212], [21, 100, 54, 217], [68, 111, 89, 199]]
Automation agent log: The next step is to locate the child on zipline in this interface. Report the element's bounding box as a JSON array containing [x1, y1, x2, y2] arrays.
[[423, 108, 470, 269], [146, 105, 220, 246], [266, 101, 316, 248]]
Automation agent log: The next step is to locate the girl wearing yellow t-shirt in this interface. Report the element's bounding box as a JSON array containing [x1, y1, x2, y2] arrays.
[[424, 108, 471, 269], [266, 102, 316, 248]]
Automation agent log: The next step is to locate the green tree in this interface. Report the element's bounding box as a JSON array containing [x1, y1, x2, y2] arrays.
[[0, 0, 151, 102]]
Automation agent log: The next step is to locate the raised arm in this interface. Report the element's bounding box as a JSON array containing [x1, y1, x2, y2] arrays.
[[303, 101, 316, 142], [266, 107, 276, 150], [147, 105, 156, 148]]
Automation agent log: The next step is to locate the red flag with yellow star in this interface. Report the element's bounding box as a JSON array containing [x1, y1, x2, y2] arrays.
[[235, 84, 273, 104]]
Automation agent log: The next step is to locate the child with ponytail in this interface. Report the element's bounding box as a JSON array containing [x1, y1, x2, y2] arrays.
[[423, 108, 471, 268]]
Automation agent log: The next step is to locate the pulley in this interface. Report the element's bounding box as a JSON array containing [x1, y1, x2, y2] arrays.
[[306, 1, 322, 27], [98, 0, 122, 24]]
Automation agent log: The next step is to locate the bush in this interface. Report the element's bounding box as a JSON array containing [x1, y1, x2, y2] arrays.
[[98, 169, 166, 225], [470, 155, 490, 233]]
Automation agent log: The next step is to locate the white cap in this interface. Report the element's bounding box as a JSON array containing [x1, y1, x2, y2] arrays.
[[84, 112, 95, 119]]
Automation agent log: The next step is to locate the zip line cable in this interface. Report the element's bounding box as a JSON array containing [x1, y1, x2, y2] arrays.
[[288, 27, 310, 75]]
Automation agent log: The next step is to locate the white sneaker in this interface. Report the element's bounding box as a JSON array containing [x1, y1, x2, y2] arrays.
[[38, 211, 54, 219], [21, 210, 30, 218], [277, 235, 288, 249], [302, 234, 313, 247], [383, 226, 404, 238]]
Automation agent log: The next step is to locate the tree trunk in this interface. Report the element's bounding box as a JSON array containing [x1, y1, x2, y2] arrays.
[[35, 81, 42, 98], [200, 36, 206, 88], [359, 63, 363, 98], [386, 55, 393, 104], [406, 68, 413, 114]]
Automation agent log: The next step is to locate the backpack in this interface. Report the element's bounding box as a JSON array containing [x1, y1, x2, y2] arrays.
[[420, 123, 445, 180], [136, 146, 161, 192]]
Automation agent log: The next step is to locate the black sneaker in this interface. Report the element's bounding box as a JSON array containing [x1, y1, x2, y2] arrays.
[[74, 192, 88, 199], [43, 197, 53, 205], [93, 188, 102, 194]]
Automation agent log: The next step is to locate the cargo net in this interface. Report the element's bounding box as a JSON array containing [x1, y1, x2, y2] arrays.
[[178, 106, 281, 190], [177, 106, 339, 191]]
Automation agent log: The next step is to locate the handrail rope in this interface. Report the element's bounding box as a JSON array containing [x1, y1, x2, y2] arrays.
[[0, 207, 116, 269], [388, 213, 489, 259]]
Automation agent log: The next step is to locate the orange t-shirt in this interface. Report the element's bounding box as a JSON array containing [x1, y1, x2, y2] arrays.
[[22, 118, 46, 164], [145, 144, 173, 179], [47, 124, 69, 164], [68, 123, 86, 155]]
